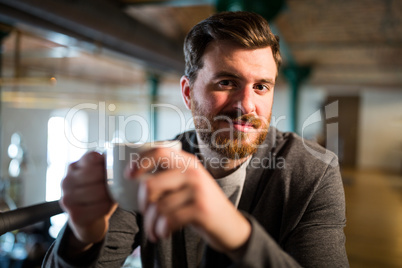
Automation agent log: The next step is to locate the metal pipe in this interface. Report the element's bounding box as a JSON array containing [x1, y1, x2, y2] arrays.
[[0, 200, 63, 235]]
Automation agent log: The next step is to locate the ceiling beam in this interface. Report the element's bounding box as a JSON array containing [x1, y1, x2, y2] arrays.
[[0, 0, 185, 73], [120, 0, 215, 7]]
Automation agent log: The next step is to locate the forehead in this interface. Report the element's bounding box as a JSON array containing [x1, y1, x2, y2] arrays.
[[200, 40, 277, 79]]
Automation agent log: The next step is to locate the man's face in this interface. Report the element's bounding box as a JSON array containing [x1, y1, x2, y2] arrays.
[[181, 40, 277, 159]]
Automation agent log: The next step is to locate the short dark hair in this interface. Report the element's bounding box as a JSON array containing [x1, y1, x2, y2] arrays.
[[184, 11, 281, 84]]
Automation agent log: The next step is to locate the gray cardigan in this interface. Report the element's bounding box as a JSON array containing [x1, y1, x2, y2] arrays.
[[43, 127, 349, 267]]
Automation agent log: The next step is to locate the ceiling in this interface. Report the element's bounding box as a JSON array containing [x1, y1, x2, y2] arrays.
[[0, 0, 401, 95]]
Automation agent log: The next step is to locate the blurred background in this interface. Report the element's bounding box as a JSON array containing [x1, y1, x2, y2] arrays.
[[0, 0, 401, 267]]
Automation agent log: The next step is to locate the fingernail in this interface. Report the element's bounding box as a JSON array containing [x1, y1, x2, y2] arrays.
[[155, 216, 167, 239], [144, 204, 158, 242], [137, 180, 147, 213], [124, 164, 136, 179]]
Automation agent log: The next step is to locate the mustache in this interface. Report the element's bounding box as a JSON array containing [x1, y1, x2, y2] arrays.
[[214, 111, 263, 128]]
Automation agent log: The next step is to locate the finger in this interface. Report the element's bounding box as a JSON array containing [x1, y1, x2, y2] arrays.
[[153, 187, 196, 239], [67, 161, 79, 172], [155, 186, 194, 215], [63, 165, 106, 190], [126, 148, 196, 179], [144, 204, 159, 242], [124, 147, 172, 178], [155, 204, 199, 239], [138, 170, 188, 207], [142, 182, 196, 241], [155, 215, 168, 239], [76, 151, 105, 168], [62, 182, 112, 207], [61, 199, 113, 225]]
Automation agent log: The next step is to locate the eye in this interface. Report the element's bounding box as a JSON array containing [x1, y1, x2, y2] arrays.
[[219, 80, 234, 87], [253, 84, 270, 92], [217, 80, 237, 90]]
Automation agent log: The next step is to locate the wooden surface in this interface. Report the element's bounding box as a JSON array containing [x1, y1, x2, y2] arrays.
[[343, 169, 402, 267]]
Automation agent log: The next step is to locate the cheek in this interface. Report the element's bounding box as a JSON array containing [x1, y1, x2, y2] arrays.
[[201, 92, 229, 114], [256, 96, 273, 119]]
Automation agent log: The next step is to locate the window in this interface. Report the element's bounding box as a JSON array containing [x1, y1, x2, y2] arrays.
[[46, 110, 88, 238]]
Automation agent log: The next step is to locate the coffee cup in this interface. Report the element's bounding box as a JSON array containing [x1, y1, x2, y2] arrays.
[[105, 140, 182, 212]]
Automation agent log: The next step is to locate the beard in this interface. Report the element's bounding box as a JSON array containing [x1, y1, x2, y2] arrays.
[[191, 98, 270, 159]]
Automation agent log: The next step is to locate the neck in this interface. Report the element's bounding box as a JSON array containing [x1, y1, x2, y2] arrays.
[[196, 134, 251, 179]]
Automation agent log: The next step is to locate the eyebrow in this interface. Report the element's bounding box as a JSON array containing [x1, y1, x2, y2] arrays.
[[212, 71, 241, 80], [260, 78, 276, 85], [212, 71, 276, 85]]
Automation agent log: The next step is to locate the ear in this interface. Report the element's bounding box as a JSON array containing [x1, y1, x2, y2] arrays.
[[180, 75, 192, 110]]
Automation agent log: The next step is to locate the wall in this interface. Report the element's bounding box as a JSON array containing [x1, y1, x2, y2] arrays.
[[358, 89, 402, 172], [1, 107, 50, 206], [275, 85, 402, 173], [272, 85, 326, 140]]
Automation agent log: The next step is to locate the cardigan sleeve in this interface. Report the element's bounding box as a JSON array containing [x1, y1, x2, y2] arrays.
[[42, 208, 140, 268], [228, 161, 348, 268]]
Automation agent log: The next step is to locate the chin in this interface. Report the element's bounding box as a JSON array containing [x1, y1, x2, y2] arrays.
[[209, 130, 268, 159]]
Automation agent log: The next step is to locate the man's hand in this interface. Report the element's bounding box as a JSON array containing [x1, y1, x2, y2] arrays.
[[59, 152, 117, 253], [125, 147, 251, 253]]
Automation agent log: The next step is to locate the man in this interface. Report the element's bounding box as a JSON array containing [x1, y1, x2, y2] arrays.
[[43, 11, 348, 267]]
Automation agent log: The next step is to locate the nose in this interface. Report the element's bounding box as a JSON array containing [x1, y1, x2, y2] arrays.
[[232, 86, 256, 115]]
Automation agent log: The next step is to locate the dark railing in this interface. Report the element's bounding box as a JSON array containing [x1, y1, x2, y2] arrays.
[[0, 200, 63, 235]]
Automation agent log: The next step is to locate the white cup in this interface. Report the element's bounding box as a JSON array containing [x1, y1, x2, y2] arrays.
[[105, 141, 182, 212]]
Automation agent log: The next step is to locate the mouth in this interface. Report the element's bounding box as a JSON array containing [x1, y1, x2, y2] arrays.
[[217, 114, 263, 133], [237, 113, 262, 128], [233, 120, 255, 132]]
